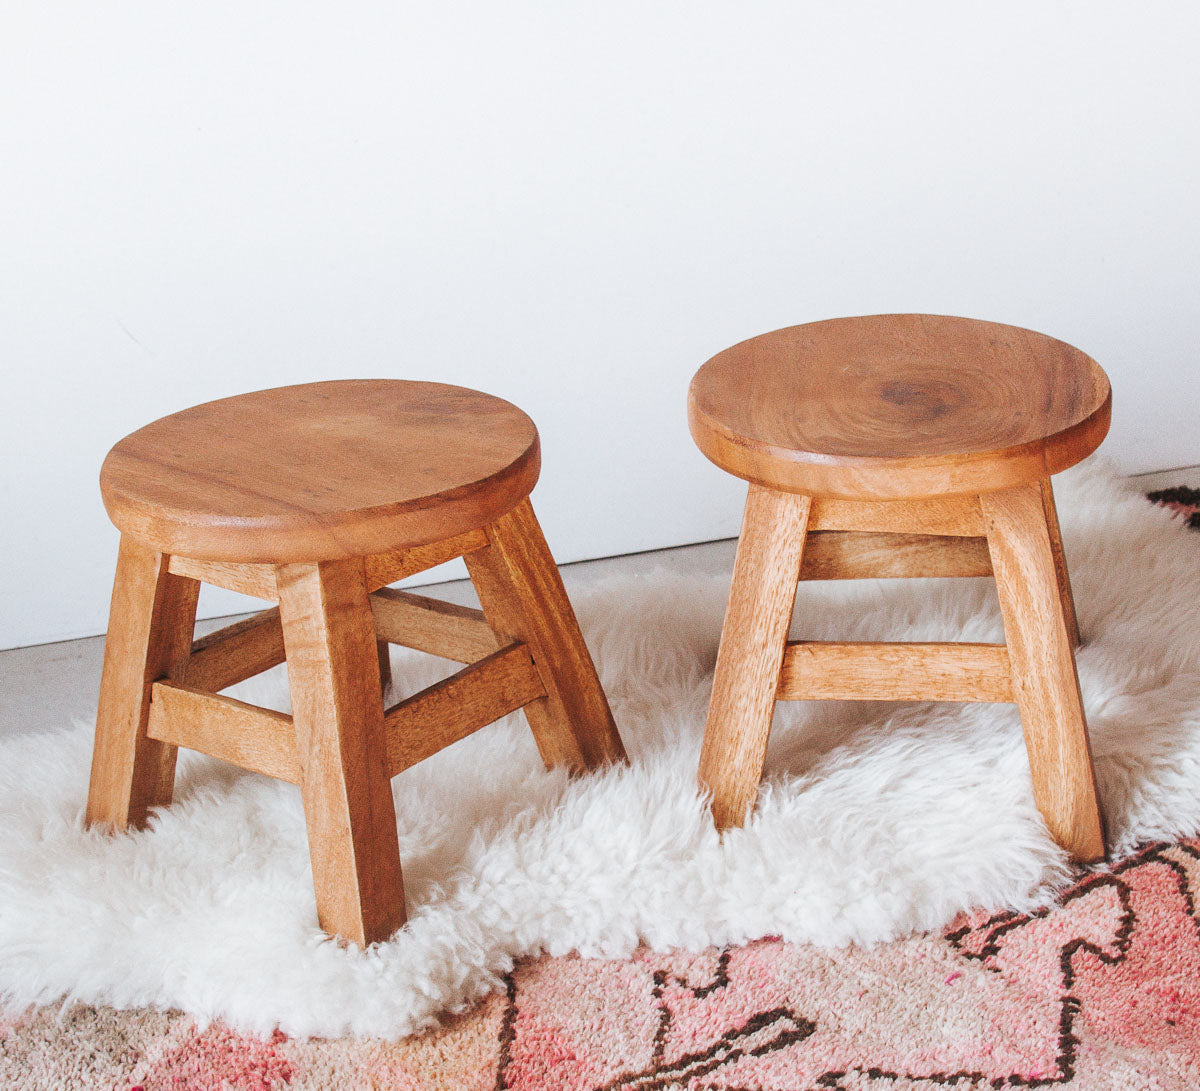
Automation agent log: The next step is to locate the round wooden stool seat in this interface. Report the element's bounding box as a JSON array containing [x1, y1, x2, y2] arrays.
[[688, 314, 1111, 500], [100, 379, 541, 562]]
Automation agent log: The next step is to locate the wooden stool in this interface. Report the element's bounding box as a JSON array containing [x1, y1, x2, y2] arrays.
[[88, 379, 626, 945], [688, 314, 1110, 863]]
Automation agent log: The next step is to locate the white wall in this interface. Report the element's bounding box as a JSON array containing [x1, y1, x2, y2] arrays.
[[2, 1, 1198, 649]]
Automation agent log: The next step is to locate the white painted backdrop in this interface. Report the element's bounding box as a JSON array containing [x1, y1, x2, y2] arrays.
[[2, 1, 1198, 649]]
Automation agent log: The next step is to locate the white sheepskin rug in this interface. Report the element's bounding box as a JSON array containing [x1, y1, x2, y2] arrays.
[[2, 459, 1199, 1039]]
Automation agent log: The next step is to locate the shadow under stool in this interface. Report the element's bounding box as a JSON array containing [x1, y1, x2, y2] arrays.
[[688, 313, 1111, 863], [87, 379, 626, 945]]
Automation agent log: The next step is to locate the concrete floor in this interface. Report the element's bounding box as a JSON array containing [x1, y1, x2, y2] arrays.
[[0, 538, 737, 740]]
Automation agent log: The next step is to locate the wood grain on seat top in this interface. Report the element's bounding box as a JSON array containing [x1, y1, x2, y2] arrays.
[[688, 314, 1111, 500], [100, 380, 541, 562]]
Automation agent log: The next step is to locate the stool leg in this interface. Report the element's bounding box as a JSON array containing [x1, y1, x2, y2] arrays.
[[981, 484, 1105, 863], [87, 538, 199, 830], [464, 498, 626, 772], [277, 559, 406, 946], [1040, 478, 1081, 650], [698, 485, 811, 829]]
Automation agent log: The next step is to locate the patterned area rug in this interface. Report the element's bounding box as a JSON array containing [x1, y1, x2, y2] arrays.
[[1146, 485, 1200, 529], [2, 485, 1198, 1088], [3, 839, 1200, 1088]]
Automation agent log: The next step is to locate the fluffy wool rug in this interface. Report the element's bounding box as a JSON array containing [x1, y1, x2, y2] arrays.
[[2, 460, 1200, 1044]]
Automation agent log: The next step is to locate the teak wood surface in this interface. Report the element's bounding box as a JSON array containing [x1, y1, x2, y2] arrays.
[[465, 499, 627, 772], [688, 314, 1111, 500], [980, 485, 1104, 860], [87, 539, 200, 830], [776, 640, 1013, 703], [691, 315, 1109, 863], [87, 381, 625, 946], [277, 559, 407, 947], [147, 680, 300, 783], [697, 485, 810, 830], [101, 380, 541, 562]]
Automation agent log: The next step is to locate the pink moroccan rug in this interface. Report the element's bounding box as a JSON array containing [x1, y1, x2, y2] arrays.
[[1146, 485, 1200, 529], [3, 839, 1199, 1088]]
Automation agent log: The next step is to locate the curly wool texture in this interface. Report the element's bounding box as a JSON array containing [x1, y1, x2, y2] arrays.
[[1, 458, 1198, 1039]]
